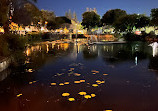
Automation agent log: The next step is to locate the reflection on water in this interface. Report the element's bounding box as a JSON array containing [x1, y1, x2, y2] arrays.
[[1, 40, 158, 111], [149, 42, 158, 57], [0, 69, 11, 81]]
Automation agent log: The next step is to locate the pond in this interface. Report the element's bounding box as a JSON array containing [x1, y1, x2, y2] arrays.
[[0, 39, 158, 111]]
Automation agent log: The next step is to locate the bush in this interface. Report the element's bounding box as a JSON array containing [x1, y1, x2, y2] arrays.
[[27, 33, 42, 42], [0, 33, 26, 56], [123, 32, 145, 41]]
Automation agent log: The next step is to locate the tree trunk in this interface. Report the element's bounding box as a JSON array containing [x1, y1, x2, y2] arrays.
[[3, 21, 10, 34]]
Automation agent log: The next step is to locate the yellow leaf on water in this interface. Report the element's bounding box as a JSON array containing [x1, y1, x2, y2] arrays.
[[74, 81, 80, 84], [101, 81, 105, 84], [29, 82, 33, 84], [27, 69, 33, 72], [91, 70, 96, 72], [70, 68, 74, 70], [78, 91, 87, 95], [74, 73, 81, 76], [84, 95, 91, 99], [64, 82, 69, 85], [17, 94, 22, 97], [92, 84, 98, 87], [68, 98, 75, 101], [80, 80, 85, 82], [92, 73, 96, 75], [103, 74, 108, 76], [96, 80, 101, 83], [59, 83, 64, 86], [51, 83, 56, 85], [62, 93, 70, 97], [91, 94, 96, 97]]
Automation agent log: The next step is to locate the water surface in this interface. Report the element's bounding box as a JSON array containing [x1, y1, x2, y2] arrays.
[[0, 40, 158, 111]]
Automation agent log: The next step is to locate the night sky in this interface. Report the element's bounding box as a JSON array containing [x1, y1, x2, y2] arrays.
[[37, 0, 158, 21]]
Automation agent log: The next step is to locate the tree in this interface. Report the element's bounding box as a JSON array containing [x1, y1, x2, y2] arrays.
[[101, 9, 127, 26], [0, 0, 37, 33], [73, 11, 77, 22], [81, 11, 100, 29], [150, 8, 158, 26], [113, 14, 150, 32], [12, 2, 42, 26], [68, 9, 72, 20], [41, 9, 55, 23], [65, 11, 68, 18]]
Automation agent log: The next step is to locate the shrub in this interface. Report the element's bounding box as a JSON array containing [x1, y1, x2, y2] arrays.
[[0, 33, 26, 56]]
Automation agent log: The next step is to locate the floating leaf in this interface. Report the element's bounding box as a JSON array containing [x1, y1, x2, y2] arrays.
[[84, 95, 91, 99], [17, 94, 22, 97], [95, 71, 99, 73], [29, 82, 33, 84], [92, 84, 98, 87], [51, 83, 56, 85], [70, 68, 75, 70], [32, 81, 37, 83], [92, 73, 96, 75], [59, 83, 64, 86], [80, 80, 85, 83], [74, 81, 80, 84], [64, 82, 69, 85], [103, 74, 108, 76], [91, 94, 96, 97], [96, 80, 101, 83], [62, 93, 70, 97], [101, 81, 105, 84], [74, 73, 81, 76], [91, 70, 96, 72], [78, 91, 87, 95], [27, 69, 33, 73], [68, 98, 75, 101]]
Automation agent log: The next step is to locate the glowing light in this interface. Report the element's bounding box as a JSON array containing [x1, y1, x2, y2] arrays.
[[46, 44, 49, 53], [0, 27, 4, 33]]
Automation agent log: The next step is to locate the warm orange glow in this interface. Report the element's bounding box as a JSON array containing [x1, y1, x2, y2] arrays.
[[0, 27, 4, 33], [60, 43, 69, 50]]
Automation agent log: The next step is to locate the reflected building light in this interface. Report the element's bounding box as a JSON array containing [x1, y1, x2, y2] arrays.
[[77, 44, 80, 53], [26, 48, 31, 56], [46, 44, 49, 53], [149, 42, 158, 57], [39, 46, 42, 51], [58, 45, 60, 49], [135, 56, 138, 65], [112, 45, 113, 52], [52, 43, 55, 49]]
